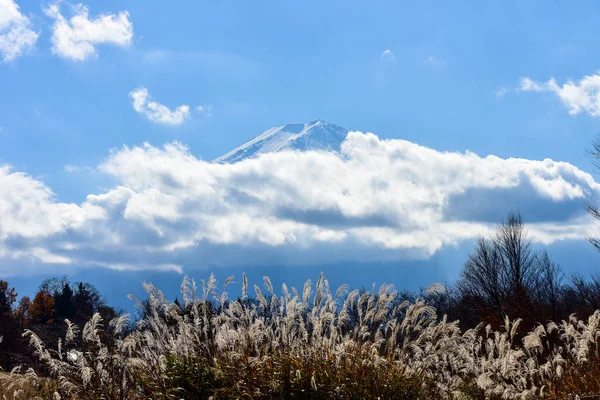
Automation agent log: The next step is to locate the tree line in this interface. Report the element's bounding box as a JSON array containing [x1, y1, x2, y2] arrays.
[[0, 277, 118, 370], [424, 212, 598, 335]]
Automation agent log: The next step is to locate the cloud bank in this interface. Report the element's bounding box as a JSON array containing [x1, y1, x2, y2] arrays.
[[0, 132, 599, 275], [129, 87, 191, 125], [0, 0, 38, 62], [518, 73, 600, 117], [44, 3, 133, 61]]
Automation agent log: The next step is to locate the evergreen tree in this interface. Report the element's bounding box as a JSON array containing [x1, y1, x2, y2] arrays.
[[0, 281, 19, 366], [74, 282, 106, 321], [0, 280, 17, 316], [55, 283, 75, 318]]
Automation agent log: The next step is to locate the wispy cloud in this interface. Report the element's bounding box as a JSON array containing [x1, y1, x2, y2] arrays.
[[425, 55, 445, 70], [0, 132, 598, 274], [44, 2, 133, 61], [129, 87, 190, 125], [493, 87, 511, 98], [196, 104, 213, 117], [375, 50, 397, 87], [64, 164, 94, 173], [380, 49, 395, 62], [141, 49, 170, 64], [0, 0, 38, 62], [508, 73, 600, 117]]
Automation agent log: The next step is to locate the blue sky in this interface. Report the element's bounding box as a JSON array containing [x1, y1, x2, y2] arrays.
[[3, 0, 600, 311]]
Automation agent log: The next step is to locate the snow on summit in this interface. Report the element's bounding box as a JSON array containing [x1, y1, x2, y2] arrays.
[[214, 120, 348, 163]]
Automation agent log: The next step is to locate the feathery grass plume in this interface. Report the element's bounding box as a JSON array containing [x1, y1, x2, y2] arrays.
[[10, 273, 600, 399]]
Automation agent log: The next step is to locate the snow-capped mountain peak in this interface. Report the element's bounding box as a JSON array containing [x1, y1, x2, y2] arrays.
[[214, 120, 348, 163]]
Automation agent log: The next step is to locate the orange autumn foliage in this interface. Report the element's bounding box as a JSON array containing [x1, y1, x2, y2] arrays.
[[29, 291, 56, 324]]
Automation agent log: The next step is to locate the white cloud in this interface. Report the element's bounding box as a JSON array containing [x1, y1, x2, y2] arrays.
[[0, 165, 104, 240], [519, 77, 546, 92], [44, 2, 133, 61], [0, 0, 38, 62], [1, 132, 599, 274], [518, 73, 600, 117], [380, 49, 395, 62], [129, 87, 190, 125]]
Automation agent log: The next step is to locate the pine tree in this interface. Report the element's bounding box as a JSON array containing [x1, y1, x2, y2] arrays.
[[0, 280, 17, 317], [55, 283, 75, 318], [74, 282, 105, 321]]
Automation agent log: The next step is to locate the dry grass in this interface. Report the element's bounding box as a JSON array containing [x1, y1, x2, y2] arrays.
[[0, 369, 41, 400], [0, 373, 15, 400], [5, 274, 600, 399]]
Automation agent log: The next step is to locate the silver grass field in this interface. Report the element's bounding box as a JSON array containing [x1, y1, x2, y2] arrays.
[[1, 273, 599, 399]]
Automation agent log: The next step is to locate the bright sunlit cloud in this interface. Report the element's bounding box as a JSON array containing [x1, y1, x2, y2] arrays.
[[517, 73, 600, 117], [0, 132, 598, 274], [44, 2, 133, 61], [129, 87, 191, 125], [0, 0, 38, 62]]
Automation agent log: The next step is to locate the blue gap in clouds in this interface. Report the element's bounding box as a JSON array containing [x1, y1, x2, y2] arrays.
[[6, 239, 596, 316], [4, 252, 463, 316]]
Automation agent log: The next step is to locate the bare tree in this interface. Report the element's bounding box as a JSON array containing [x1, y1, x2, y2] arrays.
[[457, 212, 545, 324], [570, 272, 600, 311], [458, 237, 505, 317], [537, 251, 564, 321], [38, 275, 69, 297], [586, 136, 600, 251], [495, 212, 539, 296]]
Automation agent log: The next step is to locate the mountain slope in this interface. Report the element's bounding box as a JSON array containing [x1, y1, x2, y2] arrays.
[[214, 120, 348, 163]]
